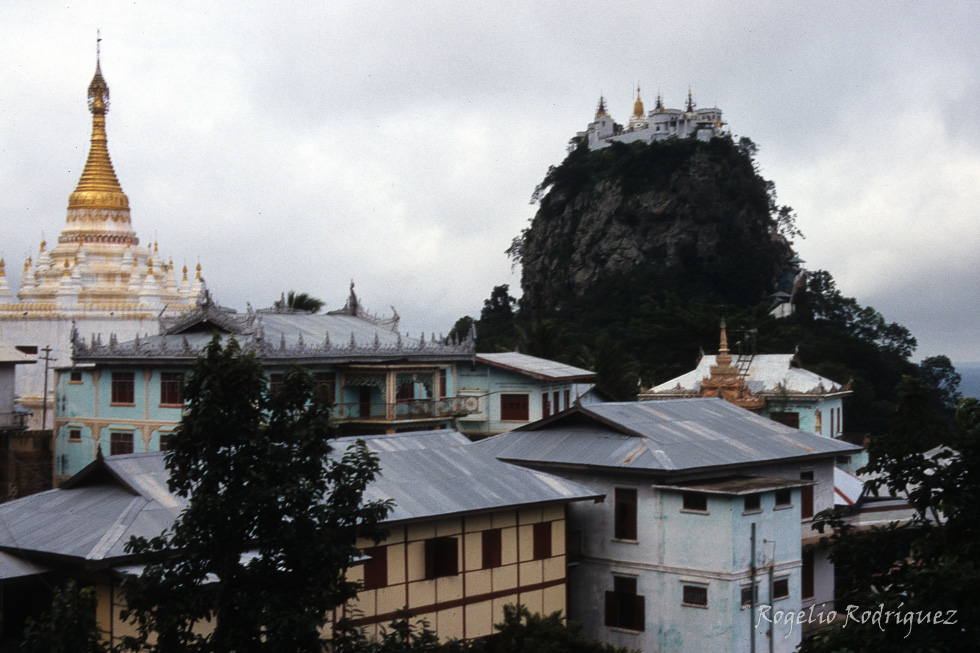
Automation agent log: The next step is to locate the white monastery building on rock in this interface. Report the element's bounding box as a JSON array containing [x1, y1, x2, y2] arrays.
[[0, 53, 204, 429], [571, 87, 729, 151]]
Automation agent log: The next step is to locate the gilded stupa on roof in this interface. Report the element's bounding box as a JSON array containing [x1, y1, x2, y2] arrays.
[[0, 45, 204, 428]]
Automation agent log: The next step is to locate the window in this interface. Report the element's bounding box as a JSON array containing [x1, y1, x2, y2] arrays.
[[16, 345, 37, 355], [68, 429, 81, 442], [69, 371, 83, 384], [741, 584, 758, 608], [313, 373, 335, 405], [269, 373, 284, 397], [774, 489, 792, 508], [533, 521, 552, 560], [553, 391, 560, 413], [111, 372, 135, 405], [605, 576, 645, 631], [158, 432, 173, 451], [160, 372, 184, 406], [615, 488, 638, 540], [396, 381, 414, 403], [800, 471, 815, 519], [500, 394, 529, 421], [744, 493, 761, 513], [438, 369, 447, 398], [542, 392, 550, 418], [682, 584, 708, 607], [682, 492, 708, 512], [424, 537, 458, 579], [802, 549, 814, 599], [362, 546, 388, 590], [110, 431, 134, 456], [769, 411, 800, 429], [773, 578, 789, 600], [482, 529, 502, 569], [564, 389, 571, 409]]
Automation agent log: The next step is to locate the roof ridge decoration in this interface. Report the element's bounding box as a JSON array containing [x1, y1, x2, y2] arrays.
[[326, 280, 401, 333], [158, 290, 254, 336]]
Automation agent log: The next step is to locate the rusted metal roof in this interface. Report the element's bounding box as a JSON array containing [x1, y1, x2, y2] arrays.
[[0, 432, 599, 567], [476, 352, 595, 381], [476, 399, 861, 474]]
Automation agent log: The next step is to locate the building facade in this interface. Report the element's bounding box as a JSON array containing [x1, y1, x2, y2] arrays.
[[0, 430, 600, 647], [455, 352, 595, 439], [476, 400, 861, 652], [0, 55, 203, 429]]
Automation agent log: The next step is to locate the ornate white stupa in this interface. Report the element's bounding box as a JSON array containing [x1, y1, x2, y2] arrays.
[[0, 48, 204, 428]]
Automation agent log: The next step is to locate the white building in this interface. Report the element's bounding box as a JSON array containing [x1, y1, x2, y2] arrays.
[[571, 88, 728, 151], [476, 399, 860, 652], [0, 54, 203, 428]]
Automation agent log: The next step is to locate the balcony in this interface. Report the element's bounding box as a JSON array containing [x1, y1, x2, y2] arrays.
[[0, 411, 30, 432], [332, 397, 475, 424]]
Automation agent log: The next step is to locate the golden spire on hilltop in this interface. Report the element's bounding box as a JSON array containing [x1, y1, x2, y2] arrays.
[[633, 85, 645, 118]]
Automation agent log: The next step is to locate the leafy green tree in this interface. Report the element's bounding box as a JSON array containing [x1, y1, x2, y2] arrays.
[[120, 338, 391, 652], [486, 605, 637, 653], [804, 379, 980, 652], [20, 580, 108, 653], [474, 285, 519, 352]]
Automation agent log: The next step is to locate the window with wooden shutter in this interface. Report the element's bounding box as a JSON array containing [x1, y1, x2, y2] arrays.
[[482, 529, 502, 569], [362, 546, 388, 590], [605, 576, 644, 631], [111, 372, 135, 405], [542, 392, 550, 418], [800, 471, 814, 519], [533, 522, 552, 560], [424, 537, 458, 579], [615, 488, 638, 540], [500, 394, 529, 421], [770, 411, 800, 429]]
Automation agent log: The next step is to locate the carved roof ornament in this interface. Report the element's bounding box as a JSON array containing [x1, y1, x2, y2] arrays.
[[699, 319, 765, 412], [594, 96, 610, 120]]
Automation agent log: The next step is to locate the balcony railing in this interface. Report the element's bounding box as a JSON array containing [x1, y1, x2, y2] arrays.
[[332, 397, 474, 423], [0, 411, 30, 431]]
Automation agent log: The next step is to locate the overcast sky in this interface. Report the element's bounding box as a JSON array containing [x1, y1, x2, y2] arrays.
[[1, 1, 978, 365]]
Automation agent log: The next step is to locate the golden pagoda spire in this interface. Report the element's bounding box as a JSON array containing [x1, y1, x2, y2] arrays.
[[60, 38, 138, 247], [632, 85, 645, 118]]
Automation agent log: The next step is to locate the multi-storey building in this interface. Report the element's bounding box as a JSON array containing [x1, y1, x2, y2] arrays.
[[476, 399, 861, 652]]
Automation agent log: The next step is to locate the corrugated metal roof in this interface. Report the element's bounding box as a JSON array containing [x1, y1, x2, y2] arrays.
[[476, 353, 595, 381], [648, 354, 849, 397], [335, 429, 471, 453], [0, 434, 599, 564], [476, 399, 861, 473]]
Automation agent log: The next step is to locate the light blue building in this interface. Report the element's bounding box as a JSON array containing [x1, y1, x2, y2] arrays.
[[54, 292, 598, 482], [476, 399, 861, 652], [455, 352, 595, 439]]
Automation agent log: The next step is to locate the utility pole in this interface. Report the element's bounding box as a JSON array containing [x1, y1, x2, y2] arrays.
[[39, 346, 56, 431]]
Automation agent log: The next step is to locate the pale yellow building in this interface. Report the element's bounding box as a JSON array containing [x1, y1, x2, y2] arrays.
[[0, 430, 600, 647], [0, 53, 203, 429]]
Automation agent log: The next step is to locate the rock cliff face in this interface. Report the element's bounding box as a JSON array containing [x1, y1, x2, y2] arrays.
[[515, 137, 793, 314]]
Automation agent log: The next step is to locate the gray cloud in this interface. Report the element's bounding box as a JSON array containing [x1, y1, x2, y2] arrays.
[[1, 1, 978, 365]]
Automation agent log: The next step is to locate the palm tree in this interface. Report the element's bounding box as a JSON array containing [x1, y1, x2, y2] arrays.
[[275, 291, 325, 314]]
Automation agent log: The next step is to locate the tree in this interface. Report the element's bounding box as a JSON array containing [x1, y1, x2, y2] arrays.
[[121, 338, 391, 652], [20, 580, 108, 653], [486, 605, 638, 653], [919, 355, 963, 413], [275, 290, 325, 313], [803, 379, 980, 652]]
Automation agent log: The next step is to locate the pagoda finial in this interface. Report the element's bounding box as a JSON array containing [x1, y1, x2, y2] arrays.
[[595, 95, 610, 120], [686, 86, 695, 113], [655, 91, 664, 112], [64, 38, 137, 247], [632, 84, 645, 118]]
